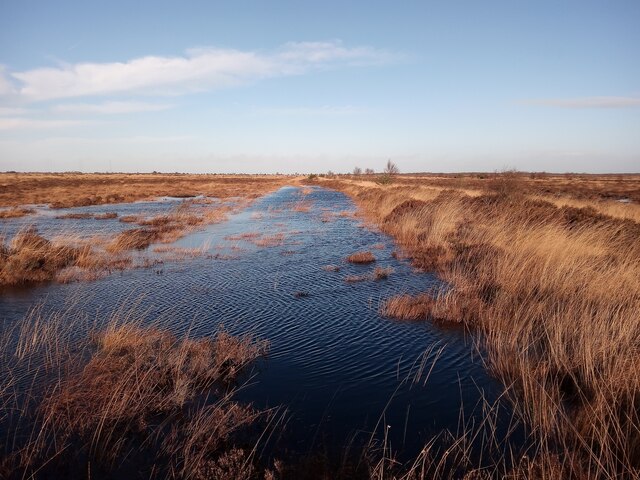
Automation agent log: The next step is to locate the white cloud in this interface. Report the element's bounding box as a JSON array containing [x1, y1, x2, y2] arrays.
[[0, 106, 29, 116], [0, 67, 16, 96], [0, 118, 88, 130], [522, 96, 640, 108], [253, 105, 369, 116], [276, 41, 399, 66], [3, 41, 400, 102], [52, 100, 175, 114]]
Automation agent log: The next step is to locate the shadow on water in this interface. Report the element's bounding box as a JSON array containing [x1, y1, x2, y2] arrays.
[[0, 186, 525, 468]]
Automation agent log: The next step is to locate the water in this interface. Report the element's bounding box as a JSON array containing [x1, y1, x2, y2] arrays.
[[0, 186, 515, 462]]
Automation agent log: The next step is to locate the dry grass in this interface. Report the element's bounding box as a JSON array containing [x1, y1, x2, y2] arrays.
[[372, 266, 393, 280], [346, 267, 393, 283], [318, 173, 640, 478], [0, 306, 269, 478], [347, 251, 376, 264], [119, 214, 141, 223], [323, 264, 341, 272], [225, 231, 262, 241], [43, 324, 266, 438], [345, 274, 369, 283], [290, 201, 312, 213], [0, 207, 35, 219], [55, 212, 94, 219], [0, 202, 235, 286], [107, 202, 244, 253], [0, 228, 81, 285], [0, 174, 283, 287], [107, 227, 160, 251], [94, 211, 118, 219], [253, 233, 286, 247], [0, 172, 289, 208]]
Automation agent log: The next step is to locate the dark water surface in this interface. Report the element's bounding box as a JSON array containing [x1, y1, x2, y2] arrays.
[[1, 186, 514, 461]]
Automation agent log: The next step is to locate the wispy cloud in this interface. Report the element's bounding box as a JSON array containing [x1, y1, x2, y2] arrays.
[[0, 118, 89, 130], [52, 100, 175, 115], [253, 105, 370, 116], [0, 67, 15, 96], [0, 106, 30, 116], [2, 41, 401, 102], [521, 96, 640, 109]]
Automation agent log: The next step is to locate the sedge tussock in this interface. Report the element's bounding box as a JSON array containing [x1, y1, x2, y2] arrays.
[[346, 251, 376, 264], [0, 306, 269, 478]]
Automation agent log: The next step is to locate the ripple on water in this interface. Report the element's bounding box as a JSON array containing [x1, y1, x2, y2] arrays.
[[0, 186, 515, 459]]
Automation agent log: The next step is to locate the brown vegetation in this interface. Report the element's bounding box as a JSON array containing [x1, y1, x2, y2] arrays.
[[253, 233, 287, 247], [346, 251, 376, 264], [346, 267, 393, 283], [0, 195, 260, 287], [55, 212, 94, 219], [0, 308, 269, 479], [119, 214, 141, 223], [0, 228, 136, 286], [0, 228, 81, 285], [0, 207, 35, 219], [322, 264, 341, 272], [0, 172, 289, 208], [317, 172, 640, 478], [95, 211, 118, 219], [372, 266, 393, 280]]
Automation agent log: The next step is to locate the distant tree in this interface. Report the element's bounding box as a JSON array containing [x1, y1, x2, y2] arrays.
[[383, 160, 399, 175], [353, 166, 362, 175], [364, 168, 375, 175]]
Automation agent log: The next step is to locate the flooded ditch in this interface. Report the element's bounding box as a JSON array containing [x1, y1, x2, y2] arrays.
[[0, 186, 521, 471]]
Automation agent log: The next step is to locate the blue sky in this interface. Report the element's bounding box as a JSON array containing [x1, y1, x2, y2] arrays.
[[0, 1, 638, 173]]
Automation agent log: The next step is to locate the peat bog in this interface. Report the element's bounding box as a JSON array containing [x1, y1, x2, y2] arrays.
[[0, 185, 519, 478]]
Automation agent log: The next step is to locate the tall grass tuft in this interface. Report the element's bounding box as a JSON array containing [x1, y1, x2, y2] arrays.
[[0, 304, 270, 478]]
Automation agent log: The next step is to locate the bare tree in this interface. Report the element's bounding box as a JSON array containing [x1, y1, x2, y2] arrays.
[[384, 160, 399, 175], [353, 166, 362, 175], [364, 168, 375, 175]]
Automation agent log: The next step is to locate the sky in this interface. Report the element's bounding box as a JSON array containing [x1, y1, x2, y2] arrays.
[[0, 1, 639, 174]]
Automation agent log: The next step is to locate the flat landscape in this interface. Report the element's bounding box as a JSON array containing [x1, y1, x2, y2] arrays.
[[1, 172, 639, 479], [2, 2, 638, 478]]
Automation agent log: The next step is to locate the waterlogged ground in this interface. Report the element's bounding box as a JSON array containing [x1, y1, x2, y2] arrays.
[[0, 186, 515, 461]]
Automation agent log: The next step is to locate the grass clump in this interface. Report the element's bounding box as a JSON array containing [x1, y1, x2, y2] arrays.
[[94, 211, 118, 219], [0, 207, 35, 219], [372, 266, 393, 280], [322, 264, 341, 272], [43, 324, 267, 441], [1, 310, 269, 478], [0, 228, 80, 285], [346, 251, 376, 264], [107, 227, 160, 252]]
